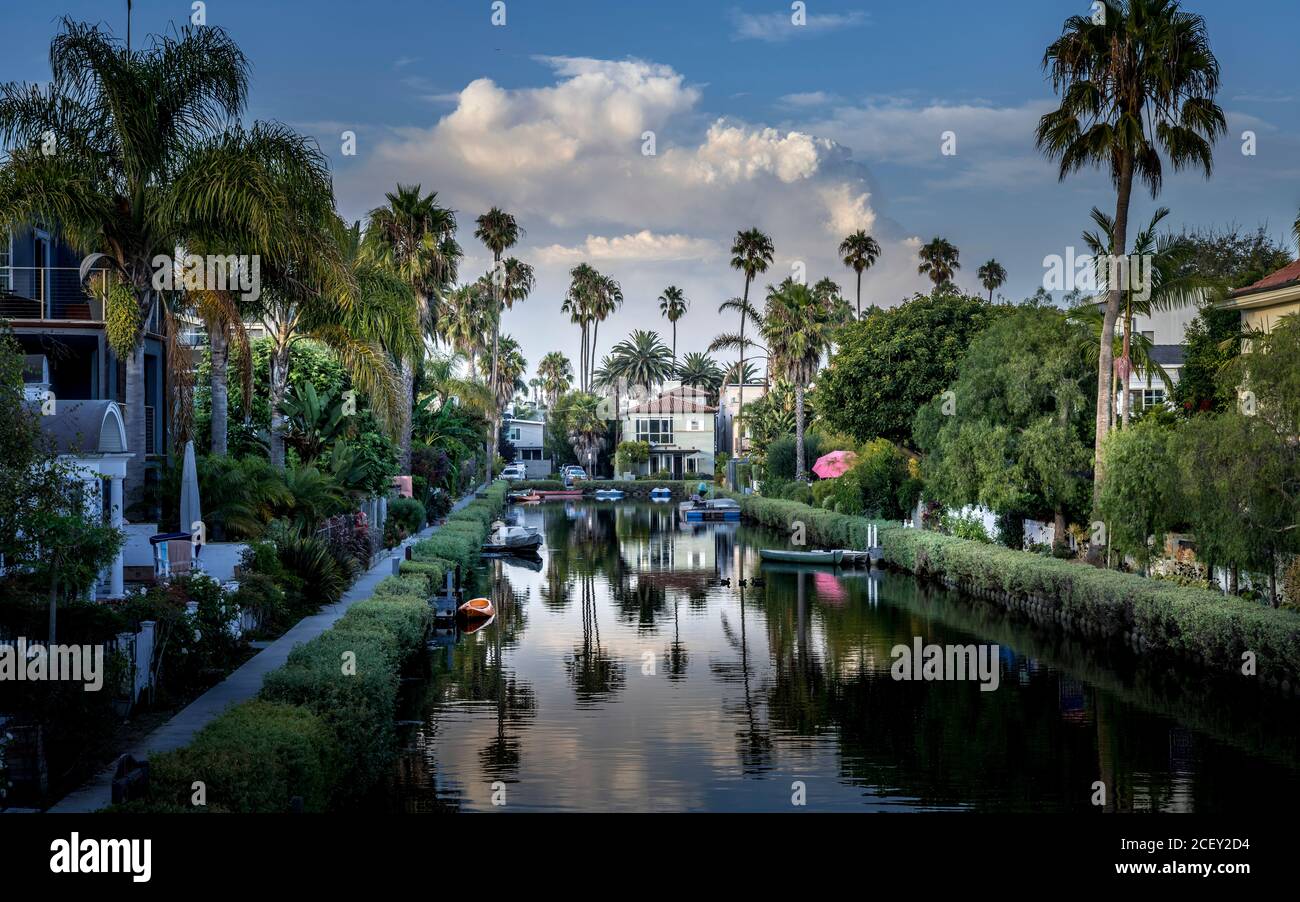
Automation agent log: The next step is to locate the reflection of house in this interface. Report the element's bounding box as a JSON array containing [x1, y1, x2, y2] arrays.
[[30, 400, 133, 599], [620, 385, 715, 478], [504, 416, 550, 478], [1220, 259, 1300, 334], [3, 225, 175, 510], [716, 382, 766, 456]]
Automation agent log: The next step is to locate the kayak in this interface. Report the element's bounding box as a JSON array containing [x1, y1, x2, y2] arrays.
[[759, 549, 845, 565], [458, 597, 495, 619]]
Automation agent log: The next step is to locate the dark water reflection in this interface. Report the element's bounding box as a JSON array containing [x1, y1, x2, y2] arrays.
[[387, 501, 1300, 812]]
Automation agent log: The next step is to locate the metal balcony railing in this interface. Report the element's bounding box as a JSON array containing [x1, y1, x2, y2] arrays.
[[0, 266, 111, 321]]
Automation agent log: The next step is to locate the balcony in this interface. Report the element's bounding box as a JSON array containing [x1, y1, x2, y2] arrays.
[[0, 266, 110, 322]]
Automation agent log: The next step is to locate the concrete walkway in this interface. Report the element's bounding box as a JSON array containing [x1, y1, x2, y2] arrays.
[[50, 485, 485, 813]]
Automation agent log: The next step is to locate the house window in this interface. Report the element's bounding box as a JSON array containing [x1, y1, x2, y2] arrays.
[[635, 418, 673, 445], [509, 427, 522, 442], [0, 233, 10, 291], [522, 448, 542, 461], [1132, 388, 1166, 410], [686, 457, 698, 474]]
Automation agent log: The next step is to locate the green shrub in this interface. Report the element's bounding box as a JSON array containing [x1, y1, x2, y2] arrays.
[[372, 574, 430, 600], [142, 700, 341, 812], [388, 497, 426, 535], [399, 559, 446, 591]]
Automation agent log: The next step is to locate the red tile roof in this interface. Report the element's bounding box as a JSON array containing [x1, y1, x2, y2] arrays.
[[1229, 259, 1300, 298], [626, 396, 716, 414]]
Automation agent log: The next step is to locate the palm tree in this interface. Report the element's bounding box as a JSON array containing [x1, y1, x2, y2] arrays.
[[443, 282, 492, 379], [609, 329, 675, 398], [0, 20, 334, 500], [812, 277, 854, 328], [978, 259, 1007, 301], [537, 351, 573, 408], [562, 263, 597, 391], [723, 360, 760, 388], [676, 351, 725, 404], [261, 215, 415, 468], [658, 285, 689, 368], [586, 271, 623, 390], [1081, 205, 1217, 427], [839, 230, 881, 318], [1037, 0, 1225, 501], [729, 229, 775, 431], [917, 237, 960, 289], [760, 279, 835, 481], [474, 207, 521, 482], [478, 334, 527, 413], [363, 184, 460, 470]]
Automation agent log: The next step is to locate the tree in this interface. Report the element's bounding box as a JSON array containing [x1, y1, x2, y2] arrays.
[[443, 282, 492, 379], [364, 184, 461, 471], [914, 306, 1097, 549], [0, 19, 334, 500], [658, 286, 689, 367], [1176, 223, 1293, 288], [537, 351, 573, 408], [552, 391, 607, 477], [1096, 417, 1181, 571], [609, 329, 675, 397], [917, 237, 960, 289], [729, 228, 775, 441], [818, 291, 1001, 448], [1171, 303, 1240, 415], [478, 335, 527, 419], [1037, 0, 1226, 503], [759, 279, 836, 481], [839, 230, 881, 318], [676, 351, 724, 404], [474, 207, 521, 482], [977, 259, 1007, 301]]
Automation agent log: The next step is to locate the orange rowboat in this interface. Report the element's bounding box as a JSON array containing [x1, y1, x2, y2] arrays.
[[458, 597, 495, 620]]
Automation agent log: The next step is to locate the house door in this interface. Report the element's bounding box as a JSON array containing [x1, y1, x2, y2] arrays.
[[672, 455, 683, 479]]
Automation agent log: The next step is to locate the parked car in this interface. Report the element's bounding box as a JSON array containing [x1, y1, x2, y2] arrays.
[[501, 463, 527, 481]]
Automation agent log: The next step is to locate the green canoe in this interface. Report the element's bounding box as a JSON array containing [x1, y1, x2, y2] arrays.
[[759, 548, 845, 565]]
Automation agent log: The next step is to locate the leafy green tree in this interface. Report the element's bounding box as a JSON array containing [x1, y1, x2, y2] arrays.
[[1037, 0, 1226, 501], [1097, 418, 1181, 571], [915, 306, 1096, 549], [818, 291, 1001, 448], [1172, 303, 1240, 415]]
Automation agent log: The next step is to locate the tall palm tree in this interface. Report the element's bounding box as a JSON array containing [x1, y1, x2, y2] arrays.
[[474, 207, 521, 481], [978, 259, 1007, 301], [478, 334, 527, 413], [917, 237, 960, 289], [261, 215, 415, 468], [562, 262, 597, 391], [760, 279, 834, 482], [658, 285, 689, 368], [1037, 0, 1225, 502], [839, 230, 881, 318], [727, 227, 774, 451], [586, 271, 623, 390], [676, 351, 725, 404], [443, 282, 492, 379], [0, 20, 335, 499], [1081, 205, 1217, 427], [537, 351, 573, 408], [609, 329, 675, 398], [363, 184, 460, 471]]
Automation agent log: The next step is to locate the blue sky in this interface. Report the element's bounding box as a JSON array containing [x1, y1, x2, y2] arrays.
[[5, 1, 1298, 375]]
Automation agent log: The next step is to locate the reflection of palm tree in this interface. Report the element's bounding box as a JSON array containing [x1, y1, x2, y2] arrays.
[[664, 593, 689, 680], [713, 584, 772, 772], [565, 573, 626, 703]]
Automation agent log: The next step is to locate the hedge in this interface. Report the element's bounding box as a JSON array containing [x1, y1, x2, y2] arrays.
[[108, 483, 510, 812], [723, 489, 1300, 688], [398, 559, 446, 591]]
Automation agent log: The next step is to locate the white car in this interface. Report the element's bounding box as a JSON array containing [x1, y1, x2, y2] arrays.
[[500, 463, 527, 481]]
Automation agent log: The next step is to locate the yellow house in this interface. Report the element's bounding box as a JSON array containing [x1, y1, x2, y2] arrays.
[[1220, 259, 1300, 333]]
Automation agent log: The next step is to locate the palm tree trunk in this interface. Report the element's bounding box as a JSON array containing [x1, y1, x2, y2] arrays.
[[1120, 297, 1133, 429], [1093, 153, 1133, 509], [399, 357, 415, 472], [210, 324, 230, 457], [856, 270, 863, 318], [738, 276, 749, 455], [794, 381, 806, 481], [269, 339, 291, 470], [671, 323, 677, 373], [487, 258, 501, 483], [124, 340, 147, 507], [589, 320, 600, 390]]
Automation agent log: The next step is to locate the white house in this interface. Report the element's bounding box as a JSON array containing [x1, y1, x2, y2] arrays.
[[1093, 301, 1196, 417], [620, 386, 716, 478], [716, 381, 767, 456], [504, 416, 551, 478]]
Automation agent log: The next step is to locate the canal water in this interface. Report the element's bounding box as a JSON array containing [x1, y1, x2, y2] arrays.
[[386, 501, 1300, 812]]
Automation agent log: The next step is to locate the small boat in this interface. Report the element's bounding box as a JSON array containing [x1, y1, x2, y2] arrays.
[[508, 490, 542, 504], [678, 498, 742, 522], [482, 522, 543, 554], [458, 597, 495, 619], [535, 489, 584, 499], [760, 548, 845, 566], [593, 489, 624, 500], [649, 486, 672, 501]]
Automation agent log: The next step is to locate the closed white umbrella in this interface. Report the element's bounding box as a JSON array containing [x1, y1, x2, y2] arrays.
[[179, 440, 202, 559]]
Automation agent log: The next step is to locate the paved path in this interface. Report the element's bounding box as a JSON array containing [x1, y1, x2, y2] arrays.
[[49, 485, 485, 813]]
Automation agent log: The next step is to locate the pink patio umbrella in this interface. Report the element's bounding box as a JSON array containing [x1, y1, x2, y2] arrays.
[[812, 450, 858, 479]]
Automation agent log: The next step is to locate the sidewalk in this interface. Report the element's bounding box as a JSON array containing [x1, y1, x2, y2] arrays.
[[49, 485, 484, 813]]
